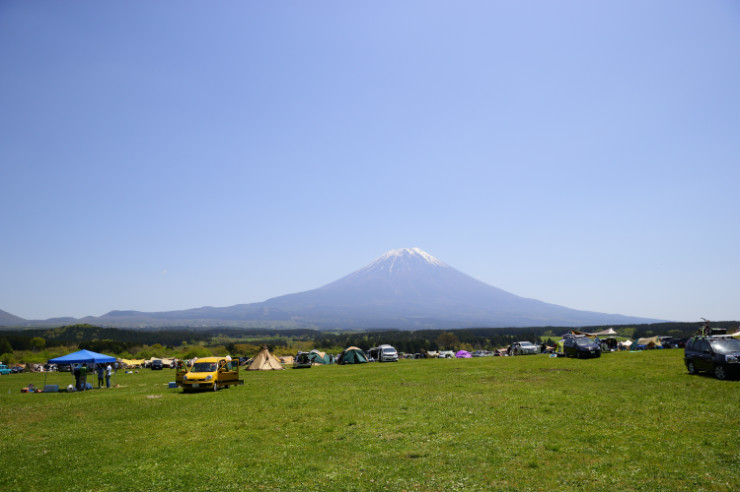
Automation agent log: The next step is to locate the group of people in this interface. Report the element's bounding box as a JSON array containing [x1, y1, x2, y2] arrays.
[[72, 362, 113, 391]]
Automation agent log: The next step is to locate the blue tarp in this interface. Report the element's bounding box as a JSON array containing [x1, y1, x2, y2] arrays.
[[48, 349, 116, 364]]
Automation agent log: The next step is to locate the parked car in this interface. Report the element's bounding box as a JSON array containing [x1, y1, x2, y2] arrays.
[[0, 364, 11, 375], [11, 366, 25, 374], [181, 356, 241, 392], [563, 335, 602, 359], [150, 360, 164, 370], [510, 341, 538, 355], [684, 336, 740, 380], [293, 352, 312, 369]]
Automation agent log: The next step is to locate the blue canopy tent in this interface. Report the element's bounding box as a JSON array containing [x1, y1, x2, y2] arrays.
[[48, 349, 116, 365], [47, 350, 117, 391]]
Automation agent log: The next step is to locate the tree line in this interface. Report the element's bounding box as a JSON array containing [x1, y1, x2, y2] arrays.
[[1, 320, 732, 358]]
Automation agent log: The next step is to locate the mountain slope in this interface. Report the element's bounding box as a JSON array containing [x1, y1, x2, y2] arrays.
[[3, 248, 664, 328], [0, 309, 27, 327], [245, 248, 660, 328]]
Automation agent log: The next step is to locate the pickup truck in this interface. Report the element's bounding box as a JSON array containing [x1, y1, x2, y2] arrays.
[[180, 357, 242, 392]]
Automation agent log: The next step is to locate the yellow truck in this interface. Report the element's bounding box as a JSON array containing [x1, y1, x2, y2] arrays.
[[180, 356, 242, 392]]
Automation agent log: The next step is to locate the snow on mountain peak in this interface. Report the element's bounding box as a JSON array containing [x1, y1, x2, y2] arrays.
[[353, 248, 449, 275], [383, 248, 447, 267]]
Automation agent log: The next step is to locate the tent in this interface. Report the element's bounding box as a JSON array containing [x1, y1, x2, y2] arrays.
[[47, 350, 117, 390], [636, 336, 662, 349], [120, 358, 146, 368], [49, 349, 116, 365], [337, 346, 368, 365], [592, 328, 618, 337], [247, 345, 284, 371], [455, 350, 472, 358], [308, 350, 332, 365]]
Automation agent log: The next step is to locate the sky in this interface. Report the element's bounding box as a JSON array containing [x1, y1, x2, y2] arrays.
[[1, 1, 738, 323]]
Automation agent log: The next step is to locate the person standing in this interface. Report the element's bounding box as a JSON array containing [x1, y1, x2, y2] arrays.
[[80, 363, 88, 391], [73, 364, 81, 391], [96, 364, 104, 388], [105, 363, 112, 388]]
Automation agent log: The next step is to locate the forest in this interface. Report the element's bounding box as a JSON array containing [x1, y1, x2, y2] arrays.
[[1, 320, 735, 365]]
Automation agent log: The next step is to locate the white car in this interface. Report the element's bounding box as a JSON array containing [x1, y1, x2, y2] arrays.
[[510, 341, 539, 355]]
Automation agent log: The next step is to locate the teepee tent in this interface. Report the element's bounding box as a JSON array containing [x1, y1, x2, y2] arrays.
[[247, 346, 284, 371]]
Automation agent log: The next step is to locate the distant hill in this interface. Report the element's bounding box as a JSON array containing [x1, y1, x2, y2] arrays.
[[1, 248, 665, 329], [0, 309, 27, 327]]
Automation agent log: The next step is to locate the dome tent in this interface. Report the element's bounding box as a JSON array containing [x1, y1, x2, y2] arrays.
[[308, 349, 332, 365], [337, 346, 368, 365]]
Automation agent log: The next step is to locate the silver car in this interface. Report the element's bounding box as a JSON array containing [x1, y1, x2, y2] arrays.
[[510, 341, 538, 355]]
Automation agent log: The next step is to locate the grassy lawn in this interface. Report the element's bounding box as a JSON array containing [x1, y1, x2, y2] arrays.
[[1, 350, 738, 492]]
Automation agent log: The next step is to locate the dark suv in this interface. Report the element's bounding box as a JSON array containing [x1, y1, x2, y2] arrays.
[[684, 336, 740, 380], [150, 360, 164, 370]]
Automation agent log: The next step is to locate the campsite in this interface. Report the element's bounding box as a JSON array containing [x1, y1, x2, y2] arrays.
[[1, 349, 738, 492]]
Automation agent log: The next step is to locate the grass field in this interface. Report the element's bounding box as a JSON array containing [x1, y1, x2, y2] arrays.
[[1, 350, 738, 492]]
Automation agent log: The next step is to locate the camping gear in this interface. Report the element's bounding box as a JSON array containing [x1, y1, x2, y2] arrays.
[[293, 352, 312, 369], [247, 346, 284, 370], [337, 346, 368, 364], [308, 350, 332, 365]]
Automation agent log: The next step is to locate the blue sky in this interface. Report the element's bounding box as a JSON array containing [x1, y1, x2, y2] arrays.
[[1, 1, 738, 322]]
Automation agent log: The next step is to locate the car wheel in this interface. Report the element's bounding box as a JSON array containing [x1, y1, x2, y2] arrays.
[[713, 364, 727, 380], [212, 382, 218, 392], [687, 361, 696, 375]]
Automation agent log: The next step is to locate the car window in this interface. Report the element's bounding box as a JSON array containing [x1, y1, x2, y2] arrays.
[[709, 338, 740, 354]]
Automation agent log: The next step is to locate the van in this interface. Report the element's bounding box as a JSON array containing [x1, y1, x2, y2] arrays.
[[181, 356, 242, 392], [368, 344, 399, 362]]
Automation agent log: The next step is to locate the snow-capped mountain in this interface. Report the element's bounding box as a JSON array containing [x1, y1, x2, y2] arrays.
[[250, 247, 659, 328], [2, 248, 663, 329]]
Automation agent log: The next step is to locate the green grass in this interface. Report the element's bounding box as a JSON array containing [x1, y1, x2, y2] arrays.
[[1, 351, 738, 492]]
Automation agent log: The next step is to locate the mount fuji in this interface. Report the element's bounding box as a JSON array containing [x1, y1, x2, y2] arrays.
[[3, 248, 662, 329]]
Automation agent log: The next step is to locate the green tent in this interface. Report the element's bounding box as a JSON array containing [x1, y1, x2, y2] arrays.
[[308, 350, 332, 365], [338, 346, 368, 365]]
